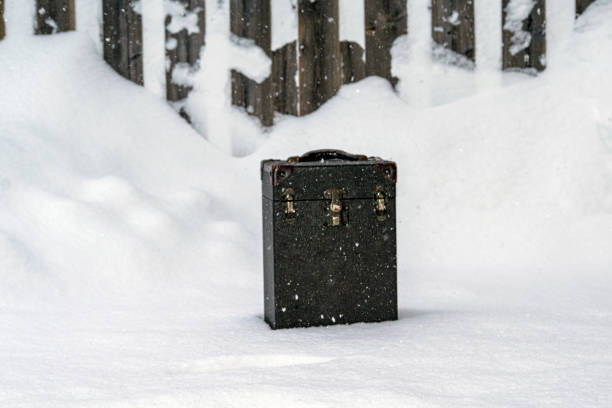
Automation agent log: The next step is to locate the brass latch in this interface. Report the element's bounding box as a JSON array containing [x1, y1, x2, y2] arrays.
[[375, 189, 387, 221], [323, 188, 345, 227], [283, 188, 296, 222]]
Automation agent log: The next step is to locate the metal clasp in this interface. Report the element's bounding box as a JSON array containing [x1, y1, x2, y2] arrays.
[[323, 188, 345, 227], [375, 188, 387, 221], [283, 188, 296, 222]]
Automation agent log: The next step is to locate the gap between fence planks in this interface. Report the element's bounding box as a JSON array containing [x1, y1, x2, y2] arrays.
[[35, 0, 75, 34], [432, 0, 475, 62], [102, 0, 143, 85], [502, 0, 546, 72], [365, 0, 408, 87], [0, 0, 5, 41], [576, 0, 595, 16], [165, 0, 205, 121]]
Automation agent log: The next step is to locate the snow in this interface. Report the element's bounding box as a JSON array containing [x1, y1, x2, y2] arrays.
[[227, 34, 272, 83], [143, 0, 168, 97], [165, 1, 202, 35], [1, 0, 612, 406]]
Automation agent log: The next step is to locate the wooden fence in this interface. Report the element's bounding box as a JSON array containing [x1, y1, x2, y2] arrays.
[[0, 0, 599, 126], [36, 0, 75, 34], [0, 0, 5, 40]]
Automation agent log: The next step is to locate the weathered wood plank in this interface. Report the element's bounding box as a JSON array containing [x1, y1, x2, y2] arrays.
[[502, 0, 546, 73], [165, 0, 206, 116], [298, 0, 341, 116], [102, 0, 144, 85], [231, 71, 275, 126], [0, 0, 5, 41], [576, 0, 595, 16], [365, 0, 407, 87], [341, 41, 366, 84], [35, 0, 75, 34], [432, 0, 475, 62], [272, 41, 298, 116], [230, 0, 274, 126]]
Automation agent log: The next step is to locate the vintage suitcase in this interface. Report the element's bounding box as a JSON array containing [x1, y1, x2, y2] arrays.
[[261, 149, 398, 329]]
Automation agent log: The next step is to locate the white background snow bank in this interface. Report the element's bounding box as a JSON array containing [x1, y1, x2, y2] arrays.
[[1, 0, 612, 406]]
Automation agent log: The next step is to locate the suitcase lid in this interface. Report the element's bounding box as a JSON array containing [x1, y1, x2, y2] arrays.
[[261, 149, 397, 201]]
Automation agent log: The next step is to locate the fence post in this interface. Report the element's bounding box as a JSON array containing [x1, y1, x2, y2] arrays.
[[102, 0, 144, 85], [341, 41, 366, 84], [576, 0, 594, 17], [230, 0, 274, 127], [365, 0, 407, 87], [0, 0, 5, 41], [298, 0, 341, 116], [431, 0, 475, 62], [35, 0, 75, 34], [165, 0, 206, 120], [502, 0, 546, 72], [272, 41, 298, 116]]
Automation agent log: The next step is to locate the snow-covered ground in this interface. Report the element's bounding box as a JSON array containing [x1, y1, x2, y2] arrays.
[[1, 0, 612, 406]]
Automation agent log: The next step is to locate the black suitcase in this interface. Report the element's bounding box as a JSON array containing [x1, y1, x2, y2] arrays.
[[261, 149, 398, 329]]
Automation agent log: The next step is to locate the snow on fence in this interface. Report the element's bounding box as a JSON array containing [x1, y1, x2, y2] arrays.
[[230, 0, 274, 126], [166, 0, 206, 122], [0, 0, 599, 125], [432, 0, 475, 63], [502, 0, 546, 72]]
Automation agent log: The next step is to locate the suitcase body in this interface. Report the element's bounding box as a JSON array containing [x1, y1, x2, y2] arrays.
[[261, 150, 398, 329]]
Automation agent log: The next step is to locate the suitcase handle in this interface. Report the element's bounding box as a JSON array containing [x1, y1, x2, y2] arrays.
[[288, 149, 368, 163]]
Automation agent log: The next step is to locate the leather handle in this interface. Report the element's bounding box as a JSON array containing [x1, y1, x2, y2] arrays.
[[288, 149, 368, 163]]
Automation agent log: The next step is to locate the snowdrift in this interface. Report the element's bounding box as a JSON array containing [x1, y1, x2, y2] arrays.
[[1, 0, 611, 406]]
